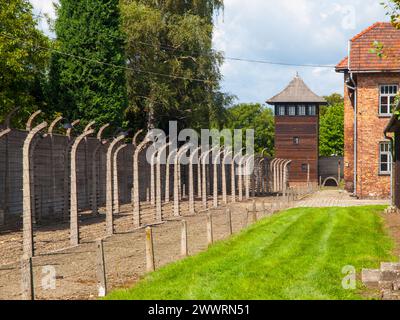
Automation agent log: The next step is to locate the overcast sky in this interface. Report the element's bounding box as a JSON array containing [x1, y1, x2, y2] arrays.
[[30, 0, 389, 104]]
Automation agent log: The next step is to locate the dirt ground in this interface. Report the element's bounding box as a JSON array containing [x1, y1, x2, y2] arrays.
[[0, 196, 287, 300]]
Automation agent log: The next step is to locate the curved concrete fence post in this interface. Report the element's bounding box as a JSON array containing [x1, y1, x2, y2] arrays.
[[222, 150, 233, 204], [278, 159, 286, 193], [259, 158, 266, 196], [132, 136, 151, 228], [269, 158, 278, 193], [130, 129, 144, 202], [271, 158, 277, 193], [201, 151, 208, 209], [91, 124, 109, 215], [272, 159, 281, 193], [174, 144, 191, 217], [156, 143, 171, 222], [165, 148, 177, 203], [47, 116, 63, 216], [63, 120, 80, 220], [48, 116, 63, 135], [283, 160, 292, 195], [189, 147, 201, 215], [132, 129, 144, 148], [260, 147, 268, 190], [197, 155, 202, 199], [83, 121, 96, 133], [231, 150, 243, 203], [150, 150, 157, 207], [238, 156, 246, 201], [23, 121, 48, 258], [0, 128, 11, 139], [106, 135, 126, 235], [201, 146, 218, 209], [113, 144, 128, 215], [66, 119, 80, 139], [26, 112, 44, 224], [213, 149, 224, 208], [70, 129, 94, 246], [83, 122, 96, 209], [276, 159, 285, 193], [4, 107, 20, 128], [25, 110, 42, 132], [245, 155, 255, 200]]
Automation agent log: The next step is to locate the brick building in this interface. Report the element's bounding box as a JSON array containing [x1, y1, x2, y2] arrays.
[[336, 22, 400, 199]]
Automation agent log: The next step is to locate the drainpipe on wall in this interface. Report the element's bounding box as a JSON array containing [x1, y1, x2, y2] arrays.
[[346, 40, 358, 197]]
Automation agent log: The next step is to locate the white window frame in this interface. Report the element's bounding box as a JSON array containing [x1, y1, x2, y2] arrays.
[[308, 105, 316, 116], [379, 141, 392, 175], [288, 106, 296, 116], [298, 105, 306, 116], [379, 85, 398, 116], [277, 106, 286, 116]]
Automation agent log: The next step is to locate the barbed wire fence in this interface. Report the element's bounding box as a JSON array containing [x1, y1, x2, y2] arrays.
[[0, 110, 318, 300]]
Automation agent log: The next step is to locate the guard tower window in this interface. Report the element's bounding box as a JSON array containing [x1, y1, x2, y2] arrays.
[[301, 164, 308, 172], [278, 105, 286, 116], [293, 137, 300, 145], [288, 106, 296, 116], [308, 105, 316, 116], [298, 105, 306, 116]]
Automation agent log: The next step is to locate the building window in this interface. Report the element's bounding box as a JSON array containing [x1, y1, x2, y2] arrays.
[[298, 105, 306, 116], [308, 105, 316, 116], [301, 164, 308, 172], [379, 141, 392, 175], [278, 106, 286, 116], [379, 85, 398, 116], [293, 137, 300, 145]]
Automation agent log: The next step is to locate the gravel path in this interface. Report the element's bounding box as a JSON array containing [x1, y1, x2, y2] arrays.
[[296, 189, 390, 208]]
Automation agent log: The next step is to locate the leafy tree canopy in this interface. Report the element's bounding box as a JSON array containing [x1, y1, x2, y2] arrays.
[[319, 101, 344, 157], [320, 93, 344, 117], [0, 0, 49, 128], [225, 103, 275, 156], [121, 0, 231, 133], [48, 0, 128, 129]]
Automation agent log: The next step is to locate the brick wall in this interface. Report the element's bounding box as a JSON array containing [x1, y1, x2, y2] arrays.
[[343, 73, 400, 199]]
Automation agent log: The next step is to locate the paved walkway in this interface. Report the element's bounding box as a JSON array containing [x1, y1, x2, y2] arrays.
[[296, 189, 390, 208]]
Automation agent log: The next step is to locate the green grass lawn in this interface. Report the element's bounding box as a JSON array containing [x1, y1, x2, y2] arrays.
[[106, 206, 396, 300]]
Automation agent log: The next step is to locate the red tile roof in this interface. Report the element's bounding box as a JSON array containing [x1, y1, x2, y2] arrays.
[[336, 22, 400, 72]]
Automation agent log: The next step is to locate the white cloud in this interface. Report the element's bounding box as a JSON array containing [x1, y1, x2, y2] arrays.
[[214, 0, 388, 103]]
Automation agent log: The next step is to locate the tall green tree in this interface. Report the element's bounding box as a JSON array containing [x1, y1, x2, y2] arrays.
[[121, 0, 229, 133], [225, 103, 275, 156], [319, 102, 344, 156], [0, 0, 49, 127], [320, 93, 344, 116], [49, 0, 127, 128]]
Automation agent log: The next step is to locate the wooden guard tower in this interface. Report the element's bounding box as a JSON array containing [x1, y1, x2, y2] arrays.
[[267, 74, 327, 186]]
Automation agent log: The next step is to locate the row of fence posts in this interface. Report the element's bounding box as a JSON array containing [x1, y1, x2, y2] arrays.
[[0, 109, 294, 261], [19, 184, 318, 300]]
